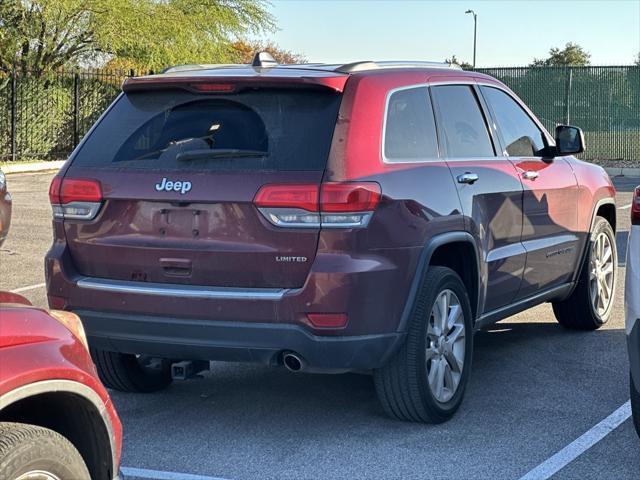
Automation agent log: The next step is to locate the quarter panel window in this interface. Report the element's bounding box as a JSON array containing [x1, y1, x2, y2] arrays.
[[481, 86, 546, 157], [384, 86, 439, 161], [431, 85, 495, 158]]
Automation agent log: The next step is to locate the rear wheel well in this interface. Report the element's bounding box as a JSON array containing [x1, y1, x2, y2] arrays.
[[0, 392, 113, 480], [429, 241, 479, 319], [596, 202, 616, 232]]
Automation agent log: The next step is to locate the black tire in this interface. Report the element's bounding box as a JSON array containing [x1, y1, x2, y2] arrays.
[[374, 266, 474, 423], [0, 422, 90, 480], [632, 373, 640, 439], [91, 348, 173, 393], [552, 216, 617, 330]]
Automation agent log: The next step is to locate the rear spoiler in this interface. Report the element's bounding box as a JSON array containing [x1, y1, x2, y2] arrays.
[[122, 74, 348, 94]]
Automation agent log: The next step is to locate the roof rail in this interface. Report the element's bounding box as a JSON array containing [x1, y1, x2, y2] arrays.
[[335, 61, 462, 73], [161, 63, 242, 74]]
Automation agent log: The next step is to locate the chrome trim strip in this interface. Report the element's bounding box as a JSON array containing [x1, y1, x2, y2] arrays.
[[336, 60, 461, 73], [76, 277, 287, 300], [380, 79, 556, 165], [0, 379, 117, 478]]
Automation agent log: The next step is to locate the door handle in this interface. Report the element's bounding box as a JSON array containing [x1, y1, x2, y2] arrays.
[[457, 172, 479, 185], [522, 170, 540, 180]]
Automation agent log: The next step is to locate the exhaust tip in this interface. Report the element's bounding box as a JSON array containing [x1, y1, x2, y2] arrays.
[[282, 352, 305, 372]]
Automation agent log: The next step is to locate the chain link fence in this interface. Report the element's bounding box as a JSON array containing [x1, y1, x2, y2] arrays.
[[1, 66, 639, 165], [476, 66, 640, 165]]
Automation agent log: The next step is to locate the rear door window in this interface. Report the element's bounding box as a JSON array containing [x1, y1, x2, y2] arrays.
[[72, 89, 342, 171], [480, 86, 547, 157], [430, 85, 495, 158], [384, 86, 439, 161]]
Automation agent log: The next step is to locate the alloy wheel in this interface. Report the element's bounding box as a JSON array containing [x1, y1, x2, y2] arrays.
[[16, 471, 62, 480], [589, 231, 615, 317], [426, 289, 466, 403]]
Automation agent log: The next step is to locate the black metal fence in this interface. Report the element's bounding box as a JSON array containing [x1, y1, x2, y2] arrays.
[[0, 68, 133, 161], [1, 65, 639, 164]]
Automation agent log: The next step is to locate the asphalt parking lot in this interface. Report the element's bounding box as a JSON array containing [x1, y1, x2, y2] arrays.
[[1, 171, 638, 479]]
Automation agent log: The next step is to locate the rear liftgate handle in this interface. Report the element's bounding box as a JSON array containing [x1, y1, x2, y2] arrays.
[[160, 258, 193, 278]]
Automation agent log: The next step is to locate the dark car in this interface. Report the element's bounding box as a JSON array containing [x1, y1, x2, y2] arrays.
[[0, 169, 11, 246], [46, 54, 618, 423], [0, 292, 123, 480]]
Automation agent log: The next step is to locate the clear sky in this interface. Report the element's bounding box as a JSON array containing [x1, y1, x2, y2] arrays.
[[264, 0, 640, 66]]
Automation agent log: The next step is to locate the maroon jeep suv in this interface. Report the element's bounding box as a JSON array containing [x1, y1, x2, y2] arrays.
[[46, 55, 617, 423]]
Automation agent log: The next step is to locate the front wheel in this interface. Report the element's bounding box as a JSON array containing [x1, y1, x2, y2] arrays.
[[374, 266, 474, 423], [552, 216, 617, 330], [0, 422, 90, 480], [91, 348, 173, 393]]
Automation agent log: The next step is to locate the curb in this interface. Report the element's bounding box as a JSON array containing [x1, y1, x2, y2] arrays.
[[604, 167, 640, 178], [2, 160, 66, 174]]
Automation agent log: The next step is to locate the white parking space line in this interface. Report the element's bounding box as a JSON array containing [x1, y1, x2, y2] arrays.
[[618, 204, 632, 210], [121, 467, 231, 480], [10, 282, 46, 293], [518, 400, 631, 480]]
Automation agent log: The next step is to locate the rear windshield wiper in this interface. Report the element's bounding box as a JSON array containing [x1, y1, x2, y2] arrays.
[[176, 149, 269, 162]]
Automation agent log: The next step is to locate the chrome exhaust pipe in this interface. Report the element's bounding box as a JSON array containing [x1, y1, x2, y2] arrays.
[[282, 352, 306, 372]]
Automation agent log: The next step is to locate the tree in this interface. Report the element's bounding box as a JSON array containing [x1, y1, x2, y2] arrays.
[[445, 55, 473, 70], [232, 40, 306, 65], [635, 52, 640, 66], [531, 42, 591, 67], [0, 0, 275, 74]]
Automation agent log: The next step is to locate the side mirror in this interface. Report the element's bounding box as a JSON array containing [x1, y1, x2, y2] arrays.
[[555, 125, 585, 155]]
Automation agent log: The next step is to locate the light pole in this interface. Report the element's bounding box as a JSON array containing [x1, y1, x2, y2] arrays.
[[465, 9, 477, 68]]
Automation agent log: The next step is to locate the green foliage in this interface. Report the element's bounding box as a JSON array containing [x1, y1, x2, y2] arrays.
[[531, 42, 591, 67], [0, 0, 275, 74], [444, 55, 473, 70], [232, 40, 306, 64]]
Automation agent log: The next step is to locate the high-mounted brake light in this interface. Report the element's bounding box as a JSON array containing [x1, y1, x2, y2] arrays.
[[254, 182, 381, 228], [191, 83, 236, 93], [632, 186, 640, 226], [49, 177, 103, 220]]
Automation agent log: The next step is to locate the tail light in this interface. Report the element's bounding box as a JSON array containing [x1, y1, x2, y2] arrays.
[[49, 176, 103, 220], [632, 186, 640, 226], [254, 182, 381, 228]]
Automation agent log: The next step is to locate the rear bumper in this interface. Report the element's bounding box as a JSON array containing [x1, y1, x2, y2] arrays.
[[46, 242, 418, 370], [78, 309, 403, 370]]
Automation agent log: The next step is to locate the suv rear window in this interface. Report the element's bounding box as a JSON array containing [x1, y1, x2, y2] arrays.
[[72, 89, 342, 171]]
